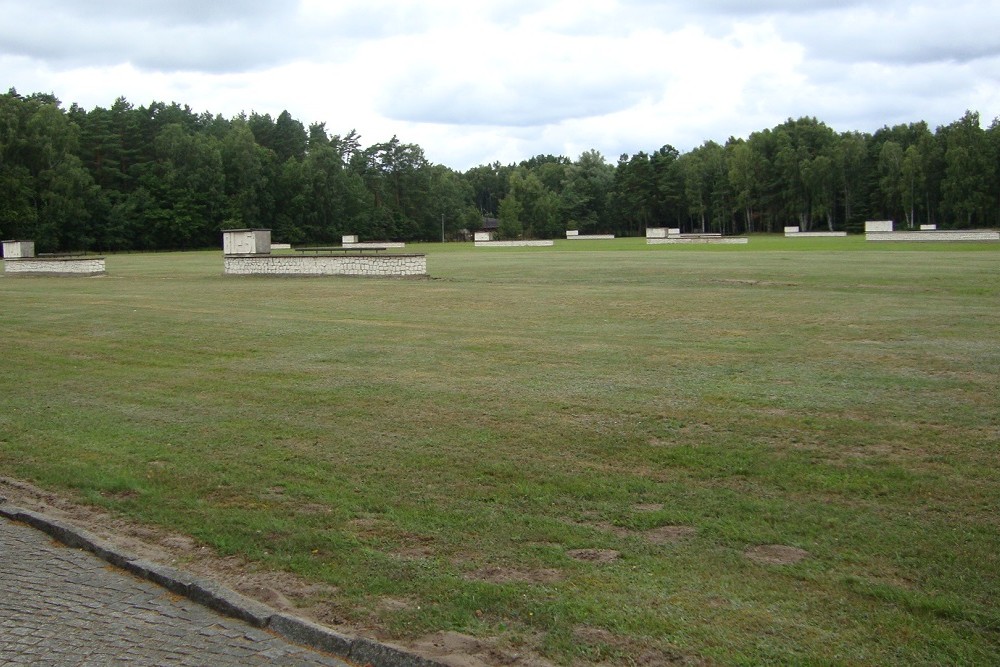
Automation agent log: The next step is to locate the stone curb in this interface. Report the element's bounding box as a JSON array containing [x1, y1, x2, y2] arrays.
[[0, 502, 444, 667]]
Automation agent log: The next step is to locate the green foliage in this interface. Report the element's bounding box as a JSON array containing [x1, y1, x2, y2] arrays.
[[496, 193, 523, 239], [1, 88, 998, 251]]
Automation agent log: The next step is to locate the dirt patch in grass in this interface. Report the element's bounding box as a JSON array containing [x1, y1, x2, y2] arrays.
[[566, 548, 621, 564], [644, 525, 697, 544], [573, 626, 706, 665], [378, 597, 416, 612], [744, 544, 810, 565], [409, 630, 555, 667]]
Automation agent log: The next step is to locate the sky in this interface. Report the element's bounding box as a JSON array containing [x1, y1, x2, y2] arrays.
[[2, 0, 999, 170]]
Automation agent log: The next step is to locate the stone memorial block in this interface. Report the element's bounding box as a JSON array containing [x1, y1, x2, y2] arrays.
[[222, 229, 271, 255], [865, 220, 893, 233], [2, 240, 35, 258]]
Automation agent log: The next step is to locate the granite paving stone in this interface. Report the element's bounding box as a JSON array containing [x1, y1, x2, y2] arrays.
[[0, 517, 350, 666]]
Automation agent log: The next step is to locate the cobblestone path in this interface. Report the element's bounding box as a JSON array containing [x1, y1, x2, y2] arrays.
[[0, 517, 350, 666]]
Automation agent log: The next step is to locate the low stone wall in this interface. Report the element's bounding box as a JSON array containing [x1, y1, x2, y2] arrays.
[[866, 230, 1000, 242], [786, 231, 847, 237], [343, 241, 407, 249], [223, 253, 427, 277], [4, 257, 106, 276], [566, 234, 615, 240], [474, 240, 555, 247], [647, 237, 748, 245]]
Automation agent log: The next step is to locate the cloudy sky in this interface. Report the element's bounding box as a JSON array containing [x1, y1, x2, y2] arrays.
[[3, 0, 998, 169]]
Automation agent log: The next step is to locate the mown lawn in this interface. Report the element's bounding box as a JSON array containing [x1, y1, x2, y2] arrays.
[[2, 237, 998, 664]]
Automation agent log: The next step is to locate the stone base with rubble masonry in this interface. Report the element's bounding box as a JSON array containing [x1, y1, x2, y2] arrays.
[[223, 253, 427, 277], [647, 236, 748, 245], [3, 257, 106, 276], [866, 230, 999, 242]]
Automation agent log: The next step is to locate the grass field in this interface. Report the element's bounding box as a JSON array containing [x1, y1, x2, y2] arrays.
[[2, 236, 999, 664]]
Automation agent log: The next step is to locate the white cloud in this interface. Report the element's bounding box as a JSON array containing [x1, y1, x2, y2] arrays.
[[1, 0, 998, 169], [778, 2, 1000, 65]]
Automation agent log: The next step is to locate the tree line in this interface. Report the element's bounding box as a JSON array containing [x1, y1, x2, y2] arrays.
[[1, 88, 998, 251]]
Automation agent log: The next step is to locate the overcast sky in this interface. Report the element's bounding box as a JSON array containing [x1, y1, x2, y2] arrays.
[[3, 0, 998, 169]]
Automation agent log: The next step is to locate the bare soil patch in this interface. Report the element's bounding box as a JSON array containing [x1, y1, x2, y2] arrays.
[[409, 631, 555, 667], [744, 544, 810, 565], [377, 597, 416, 612], [572, 626, 707, 665], [566, 549, 620, 564], [644, 526, 697, 544]]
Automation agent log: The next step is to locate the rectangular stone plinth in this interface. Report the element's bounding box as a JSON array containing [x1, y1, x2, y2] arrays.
[[647, 237, 748, 244], [344, 241, 407, 249], [474, 240, 555, 247], [4, 257, 106, 275], [866, 230, 999, 242], [223, 253, 427, 276]]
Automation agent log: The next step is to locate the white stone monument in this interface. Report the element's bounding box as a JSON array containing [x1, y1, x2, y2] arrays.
[[222, 229, 271, 255], [864, 220, 893, 233], [2, 240, 35, 258]]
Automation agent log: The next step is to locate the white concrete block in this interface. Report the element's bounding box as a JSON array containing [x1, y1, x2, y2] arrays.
[[865, 220, 893, 233]]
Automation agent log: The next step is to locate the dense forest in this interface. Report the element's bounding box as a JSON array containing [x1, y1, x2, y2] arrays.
[[1, 88, 998, 251]]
